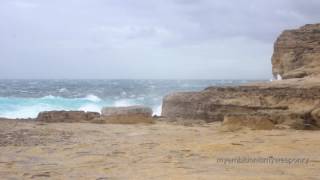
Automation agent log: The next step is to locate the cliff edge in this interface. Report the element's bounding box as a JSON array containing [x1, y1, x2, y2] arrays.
[[272, 23, 320, 79], [162, 23, 320, 130]]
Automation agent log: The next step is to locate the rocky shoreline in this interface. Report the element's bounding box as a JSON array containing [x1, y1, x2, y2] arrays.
[[163, 23, 320, 131], [3, 24, 320, 131], [1, 23, 320, 179]]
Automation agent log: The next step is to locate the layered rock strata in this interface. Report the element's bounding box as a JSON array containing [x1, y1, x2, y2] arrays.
[[272, 24, 320, 79], [162, 23, 320, 130]]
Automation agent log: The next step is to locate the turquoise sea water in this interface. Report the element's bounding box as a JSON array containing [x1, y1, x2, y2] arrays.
[[0, 79, 259, 119]]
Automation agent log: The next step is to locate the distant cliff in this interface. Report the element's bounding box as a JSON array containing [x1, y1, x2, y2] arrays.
[[162, 23, 320, 130]]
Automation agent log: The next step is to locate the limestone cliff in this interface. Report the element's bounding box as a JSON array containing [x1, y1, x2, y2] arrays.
[[272, 24, 320, 79], [162, 23, 320, 130]]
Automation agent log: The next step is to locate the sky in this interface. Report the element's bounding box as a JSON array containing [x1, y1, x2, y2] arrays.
[[0, 0, 320, 79]]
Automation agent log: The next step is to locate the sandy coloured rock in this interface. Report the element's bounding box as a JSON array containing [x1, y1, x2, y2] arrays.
[[162, 23, 320, 130], [272, 23, 320, 79], [36, 111, 100, 123], [98, 106, 154, 124], [311, 108, 320, 126]]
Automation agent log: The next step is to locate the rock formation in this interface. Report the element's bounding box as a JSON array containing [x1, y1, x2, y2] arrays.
[[162, 23, 320, 130], [272, 24, 320, 79], [36, 106, 154, 124], [96, 106, 154, 124], [37, 111, 100, 123]]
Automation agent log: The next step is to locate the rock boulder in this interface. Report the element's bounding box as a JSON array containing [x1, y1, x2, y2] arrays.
[[98, 106, 154, 124], [37, 111, 100, 123]]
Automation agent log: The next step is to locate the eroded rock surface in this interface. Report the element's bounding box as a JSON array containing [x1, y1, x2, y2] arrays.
[[1, 120, 320, 179], [35, 106, 155, 124], [162, 78, 320, 129], [37, 111, 100, 123], [97, 106, 154, 124], [272, 23, 320, 79], [162, 23, 320, 130]]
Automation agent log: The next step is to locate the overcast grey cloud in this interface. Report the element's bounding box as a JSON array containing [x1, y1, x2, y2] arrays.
[[0, 0, 320, 79]]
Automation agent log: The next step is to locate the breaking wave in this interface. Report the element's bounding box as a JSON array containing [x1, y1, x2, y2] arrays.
[[152, 104, 162, 116], [113, 99, 136, 107], [79, 104, 102, 113], [0, 79, 245, 119], [0, 95, 162, 119], [83, 94, 102, 102]]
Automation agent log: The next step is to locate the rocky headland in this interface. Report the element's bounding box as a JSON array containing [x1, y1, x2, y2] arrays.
[[1, 24, 320, 179], [162, 23, 320, 130], [272, 24, 320, 79]]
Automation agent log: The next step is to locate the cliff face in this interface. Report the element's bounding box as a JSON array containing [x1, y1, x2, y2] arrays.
[[272, 24, 320, 79], [162, 23, 320, 130]]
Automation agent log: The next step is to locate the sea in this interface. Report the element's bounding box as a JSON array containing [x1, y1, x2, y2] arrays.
[[0, 79, 260, 119]]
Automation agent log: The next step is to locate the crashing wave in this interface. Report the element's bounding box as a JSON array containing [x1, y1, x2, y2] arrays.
[[58, 88, 68, 93], [153, 104, 162, 116], [113, 99, 135, 107], [79, 104, 101, 113], [83, 94, 102, 102], [41, 95, 57, 99]]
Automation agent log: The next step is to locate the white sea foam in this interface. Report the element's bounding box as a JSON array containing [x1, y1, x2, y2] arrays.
[[153, 104, 162, 116], [277, 74, 282, 80], [113, 99, 135, 107], [79, 104, 101, 113], [58, 88, 68, 93], [0, 94, 164, 119], [41, 95, 57, 99], [129, 94, 136, 98], [0, 104, 63, 119], [84, 94, 101, 102]]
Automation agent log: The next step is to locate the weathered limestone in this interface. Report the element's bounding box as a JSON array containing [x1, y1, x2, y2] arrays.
[[162, 23, 320, 130], [162, 79, 320, 129], [37, 111, 100, 123], [272, 23, 320, 79], [311, 108, 320, 126], [101, 106, 153, 117], [222, 114, 275, 130], [35, 106, 154, 124], [96, 106, 154, 124]]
